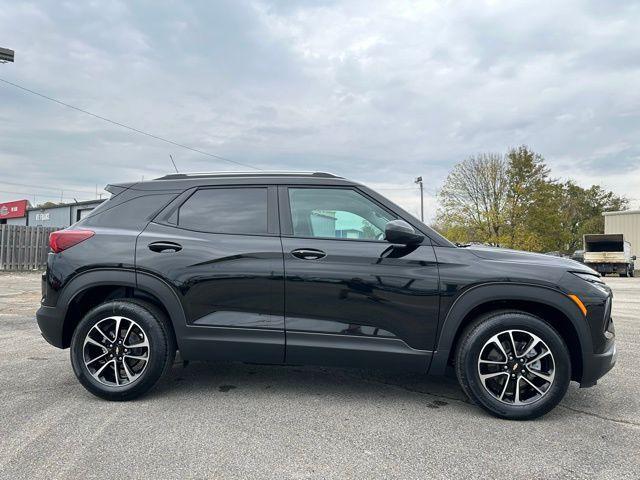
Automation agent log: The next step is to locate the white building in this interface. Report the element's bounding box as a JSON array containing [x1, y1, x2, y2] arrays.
[[603, 210, 640, 257]]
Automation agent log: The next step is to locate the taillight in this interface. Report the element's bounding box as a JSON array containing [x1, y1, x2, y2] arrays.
[[49, 229, 95, 253]]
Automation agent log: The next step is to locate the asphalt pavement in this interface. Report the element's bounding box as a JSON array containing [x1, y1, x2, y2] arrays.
[[0, 272, 638, 479]]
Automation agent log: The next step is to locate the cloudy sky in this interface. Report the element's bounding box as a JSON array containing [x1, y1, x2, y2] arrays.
[[1, 0, 639, 220]]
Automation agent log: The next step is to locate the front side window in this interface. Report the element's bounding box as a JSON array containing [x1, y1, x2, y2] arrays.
[[178, 188, 268, 234], [288, 188, 395, 240]]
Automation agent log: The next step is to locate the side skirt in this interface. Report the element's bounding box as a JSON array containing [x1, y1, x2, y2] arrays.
[[179, 325, 285, 364], [285, 332, 432, 372]]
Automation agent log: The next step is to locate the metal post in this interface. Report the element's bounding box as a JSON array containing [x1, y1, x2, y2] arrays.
[[415, 176, 424, 222]]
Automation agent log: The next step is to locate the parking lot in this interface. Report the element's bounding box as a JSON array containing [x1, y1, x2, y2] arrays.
[[0, 272, 638, 479]]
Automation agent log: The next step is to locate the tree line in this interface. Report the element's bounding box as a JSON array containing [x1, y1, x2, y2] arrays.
[[433, 146, 628, 254]]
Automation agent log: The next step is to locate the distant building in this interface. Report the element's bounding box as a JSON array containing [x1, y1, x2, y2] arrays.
[[603, 210, 640, 258], [0, 200, 30, 224], [309, 211, 337, 237], [0, 198, 105, 228]]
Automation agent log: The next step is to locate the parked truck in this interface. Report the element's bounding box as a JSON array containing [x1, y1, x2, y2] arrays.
[[583, 233, 635, 277]]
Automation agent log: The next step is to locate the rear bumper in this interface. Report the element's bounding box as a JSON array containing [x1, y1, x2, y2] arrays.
[[580, 340, 617, 388], [36, 304, 66, 348]]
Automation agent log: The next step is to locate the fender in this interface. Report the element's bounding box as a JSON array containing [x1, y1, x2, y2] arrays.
[[428, 282, 593, 375], [58, 268, 137, 313], [57, 268, 189, 351]]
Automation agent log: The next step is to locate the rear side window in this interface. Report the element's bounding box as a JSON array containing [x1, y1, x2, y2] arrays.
[[178, 188, 268, 235]]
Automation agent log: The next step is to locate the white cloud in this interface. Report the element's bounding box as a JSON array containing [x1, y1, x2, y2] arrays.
[[0, 0, 639, 215]]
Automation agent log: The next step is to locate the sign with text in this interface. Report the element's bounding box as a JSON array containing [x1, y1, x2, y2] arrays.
[[0, 200, 28, 219]]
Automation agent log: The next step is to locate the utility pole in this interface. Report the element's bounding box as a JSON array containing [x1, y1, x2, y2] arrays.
[[415, 176, 424, 222]]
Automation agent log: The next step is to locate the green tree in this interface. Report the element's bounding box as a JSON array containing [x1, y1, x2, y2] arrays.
[[435, 146, 628, 253], [556, 182, 628, 253], [504, 146, 551, 249], [37, 201, 60, 208], [361, 219, 379, 239]]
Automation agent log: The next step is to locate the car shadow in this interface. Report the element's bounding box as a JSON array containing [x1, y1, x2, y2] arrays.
[[147, 358, 470, 407]]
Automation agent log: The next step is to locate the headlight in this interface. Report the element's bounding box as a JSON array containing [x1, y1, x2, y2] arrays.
[[571, 271, 609, 296], [571, 272, 605, 285]]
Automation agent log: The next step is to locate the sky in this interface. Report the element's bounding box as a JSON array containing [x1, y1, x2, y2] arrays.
[[1, 0, 639, 221]]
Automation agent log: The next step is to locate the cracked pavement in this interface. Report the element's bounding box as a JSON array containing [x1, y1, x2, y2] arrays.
[[0, 272, 638, 479]]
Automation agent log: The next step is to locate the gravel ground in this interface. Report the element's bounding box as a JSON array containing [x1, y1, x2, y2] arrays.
[[0, 272, 638, 479]]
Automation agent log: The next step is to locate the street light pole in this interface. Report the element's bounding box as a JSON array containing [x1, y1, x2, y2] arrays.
[[415, 176, 424, 222], [0, 47, 14, 63]]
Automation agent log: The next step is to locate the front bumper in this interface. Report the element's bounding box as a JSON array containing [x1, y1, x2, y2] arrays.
[[36, 304, 66, 348], [580, 340, 617, 388]]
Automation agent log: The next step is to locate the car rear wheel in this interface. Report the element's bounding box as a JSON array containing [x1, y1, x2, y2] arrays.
[[70, 299, 175, 400], [455, 310, 571, 420]]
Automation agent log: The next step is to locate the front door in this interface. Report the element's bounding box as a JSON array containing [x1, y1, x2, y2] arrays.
[[136, 185, 284, 363], [279, 186, 440, 371]]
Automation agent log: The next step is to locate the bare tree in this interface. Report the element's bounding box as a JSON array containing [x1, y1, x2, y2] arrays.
[[437, 153, 509, 245]]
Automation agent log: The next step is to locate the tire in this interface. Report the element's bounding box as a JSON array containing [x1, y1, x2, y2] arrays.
[[620, 269, 628, 278], [70, 299, 176, 401], [455, 310, 571, 420]]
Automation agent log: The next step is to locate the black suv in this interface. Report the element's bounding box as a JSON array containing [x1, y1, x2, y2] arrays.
[[36, 172, 616, 419]]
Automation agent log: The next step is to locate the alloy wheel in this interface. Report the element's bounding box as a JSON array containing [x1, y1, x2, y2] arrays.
[[477, 329, 555, 405], [83, 316, 150, 387]]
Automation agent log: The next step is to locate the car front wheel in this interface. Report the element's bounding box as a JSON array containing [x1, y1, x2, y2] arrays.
[[455, 311, 571, 420]]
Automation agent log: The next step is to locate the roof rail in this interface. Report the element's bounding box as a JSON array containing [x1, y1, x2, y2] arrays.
[[154, 171, 341, 180]]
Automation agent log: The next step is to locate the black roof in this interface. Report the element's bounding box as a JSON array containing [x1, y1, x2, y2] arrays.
[[155, 171, 341, 181], [110, 171, 353, 193]]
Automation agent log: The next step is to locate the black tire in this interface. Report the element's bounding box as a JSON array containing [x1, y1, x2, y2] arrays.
[[455, 310, 571, 420], [70, 299, 176, 401], [620, 269, 628, 278]]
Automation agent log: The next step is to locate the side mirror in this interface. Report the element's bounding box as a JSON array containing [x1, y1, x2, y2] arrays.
[[633, 255, 637, 261], [385, 220, 424, 245]]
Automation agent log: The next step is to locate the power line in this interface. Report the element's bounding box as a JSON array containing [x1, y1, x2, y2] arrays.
[[0, 188, 95, 202], [0, 76, 261, 171], [0, 180, 101, 195]]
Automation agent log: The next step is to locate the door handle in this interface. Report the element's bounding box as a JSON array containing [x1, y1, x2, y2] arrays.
[[291, 248, 326, 260], [148, 241, 182, 253]]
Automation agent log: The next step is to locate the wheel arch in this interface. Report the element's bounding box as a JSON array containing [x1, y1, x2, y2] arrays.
[[430, 283, 592, 383], [59, 269, 185, 350]]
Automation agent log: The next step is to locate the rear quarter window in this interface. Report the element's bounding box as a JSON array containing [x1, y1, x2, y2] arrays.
[[80, 193, 178, 229]]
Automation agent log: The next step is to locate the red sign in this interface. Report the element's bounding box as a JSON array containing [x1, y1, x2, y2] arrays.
[[0, 200, 28, 219]]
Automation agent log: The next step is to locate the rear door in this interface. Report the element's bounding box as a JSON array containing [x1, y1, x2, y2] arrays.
[[279, 186, 440, 371], [136, 185, 284, 363]]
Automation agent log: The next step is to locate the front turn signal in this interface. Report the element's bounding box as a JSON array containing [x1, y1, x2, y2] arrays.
[[568, 294, 587, 317]]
